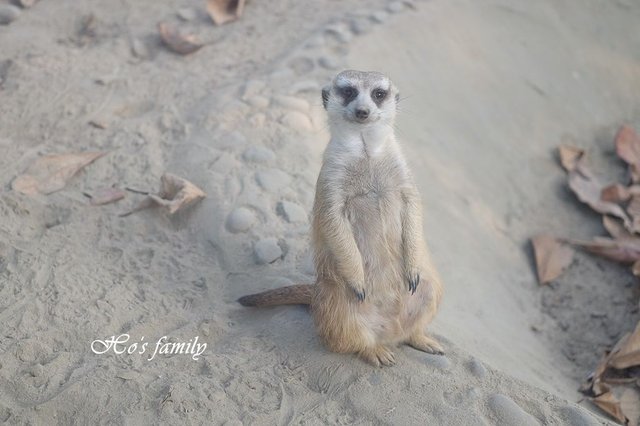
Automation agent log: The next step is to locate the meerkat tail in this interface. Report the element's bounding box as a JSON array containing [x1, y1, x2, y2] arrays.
[[237, 284, 313, 307]]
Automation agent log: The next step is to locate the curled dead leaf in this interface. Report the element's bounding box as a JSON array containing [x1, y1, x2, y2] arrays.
[[609, 322, 640, 370], [531, 234, 574, 284], [121, 173, 206, 217], [559, 145, 586, 173], [602, 184, 632, 203], [570, 237, 640, 264], [603, 216, 634, 240], [615, 125, 640, 183], [591, 391, 627, 424], [206, 0, 246, 25], [158, 22, 203, 55], [568, 171, 631, 227], [11, 152, 107, 195], [87, 187, 126, 206]]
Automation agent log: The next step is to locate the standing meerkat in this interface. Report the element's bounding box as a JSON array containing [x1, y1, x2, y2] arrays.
[[239, 70, 443, 366]]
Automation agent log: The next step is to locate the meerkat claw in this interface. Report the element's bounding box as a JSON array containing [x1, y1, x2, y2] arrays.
[[408, 273, 420, 294], [352, 287, 366, 302]]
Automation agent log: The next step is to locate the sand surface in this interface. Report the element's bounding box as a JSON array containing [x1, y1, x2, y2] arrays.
[[1, 0, 639, 424]]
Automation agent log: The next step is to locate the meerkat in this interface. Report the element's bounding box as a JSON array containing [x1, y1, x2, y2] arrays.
[[239, 70, 443, 366]]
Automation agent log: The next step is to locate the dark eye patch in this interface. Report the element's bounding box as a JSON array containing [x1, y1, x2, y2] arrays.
[[372, 88, 387, 106], [338, 86, 358, 105]]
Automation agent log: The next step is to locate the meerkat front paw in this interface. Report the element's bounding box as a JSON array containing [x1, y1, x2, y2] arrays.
[[348, 281, 366, 302], [406, 269, 420, 295]]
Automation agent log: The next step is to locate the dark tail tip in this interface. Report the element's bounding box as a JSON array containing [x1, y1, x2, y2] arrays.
[[237, 295, 257, 307]]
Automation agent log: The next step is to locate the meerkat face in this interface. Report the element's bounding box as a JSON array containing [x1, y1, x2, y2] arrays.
[[322, 70, 399, 127]]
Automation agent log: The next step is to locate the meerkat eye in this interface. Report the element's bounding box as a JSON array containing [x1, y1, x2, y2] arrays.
[[373, 89, 387, 101], [340, 86, 357, 100]]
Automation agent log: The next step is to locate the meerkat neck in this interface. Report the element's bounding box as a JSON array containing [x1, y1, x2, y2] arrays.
[[329, 121, 395, 158]]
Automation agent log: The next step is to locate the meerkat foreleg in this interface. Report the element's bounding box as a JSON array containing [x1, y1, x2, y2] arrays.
[[406, 332, 444, 355], [317, 196, 367, 301], [400, 188, 424, 295]]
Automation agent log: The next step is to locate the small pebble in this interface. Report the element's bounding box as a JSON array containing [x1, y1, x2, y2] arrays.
[[243, 146, 276, 163], [468, 357, 486, 378], [280, 111, 313, 132], [421, 353, 451, 370], [226, 207, 255, 233], [487, 394, 538, 426], [246, 96, 270, 109], [249, 113, 266, 128], [387, 1, 405, 13], [289, 80, 320, 95], [350, 17, 372, 35], [242, 80, 266, 100], [559, 406, 599, 426], [371, 11, 389, 23], [324, 24, 352, 43], [273, 95, 310, 112], [318, 56, 340, 70], [254, 238, 282, 264], [288, 57, 314, 75], [0, 5, 21, 25], [277, 201, 308, 223], [256, 169, 292, 192]]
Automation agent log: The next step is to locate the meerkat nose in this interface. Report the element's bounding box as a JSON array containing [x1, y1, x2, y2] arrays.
[[355, 108, 369, 120]]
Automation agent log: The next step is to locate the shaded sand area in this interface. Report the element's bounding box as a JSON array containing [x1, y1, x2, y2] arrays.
[[1, 0, 639, 424]]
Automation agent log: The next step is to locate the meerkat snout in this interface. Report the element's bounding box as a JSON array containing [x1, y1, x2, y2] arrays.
[[322, 70, 399, 126]]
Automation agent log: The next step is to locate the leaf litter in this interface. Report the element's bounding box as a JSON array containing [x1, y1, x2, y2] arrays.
[[120, 173, 206, 217], [534, 125, 640, 424]]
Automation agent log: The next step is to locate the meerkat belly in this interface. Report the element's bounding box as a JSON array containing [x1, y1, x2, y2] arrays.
[[346, 189, 407, 341]]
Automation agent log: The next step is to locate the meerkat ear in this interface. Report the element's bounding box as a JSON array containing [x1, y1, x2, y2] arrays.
[[322, 86, 330, 110]]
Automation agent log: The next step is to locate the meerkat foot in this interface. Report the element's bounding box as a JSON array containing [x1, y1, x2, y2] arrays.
[[406, 333, 444, 355], [359, 346, 396, 367]]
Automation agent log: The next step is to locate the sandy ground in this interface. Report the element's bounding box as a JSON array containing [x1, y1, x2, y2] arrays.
[[1, 0, 639, 424]]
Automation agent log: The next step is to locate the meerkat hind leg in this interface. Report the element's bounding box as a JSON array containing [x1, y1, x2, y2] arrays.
[[406, 332, 444, 355], [359, 345, 396, 367]]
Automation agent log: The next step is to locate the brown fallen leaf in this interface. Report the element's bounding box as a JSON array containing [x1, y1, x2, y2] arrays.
[[559, 145, 587, 174], [609, 322, 640, 370], [602, 184, 632, 203], [120, 173, 206, 216], [206, 0, 246, 25], [628, 196, 640, 234], [531, 234, 574, 284], [12, 152, 107, 196], [620, 387, 640, 426], [87, 187, 126, 206], [591, 391, 627, 424], [570, 237, 640, 264], [158, 22, 203, 55], [603, 216, 634, 240], [615, 125, 640, 183], [568, 171, 631, 227]]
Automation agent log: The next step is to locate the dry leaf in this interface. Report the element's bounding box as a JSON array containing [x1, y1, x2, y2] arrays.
[[603, 216, 634, 240], [531, 234, 574, 284], [620, 387, 640, 426], [615, 125, 640, 183], [206, 0, 246, 25], [12, 152, 107, 195], [628, 196, 640, 234], [121, 173, 206, 216], [570, 237, 640, 264], [568, 171, 631, 227], [559, 145, 586, 173], [591, 391, 627, 424], [602, 184, 632, 203], [88, 187, 126, 206], [609, 322, 640, 370], [158, 22, 203, 55]]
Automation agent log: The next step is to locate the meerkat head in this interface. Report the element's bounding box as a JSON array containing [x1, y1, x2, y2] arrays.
[[322, 70, 399, 129]]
